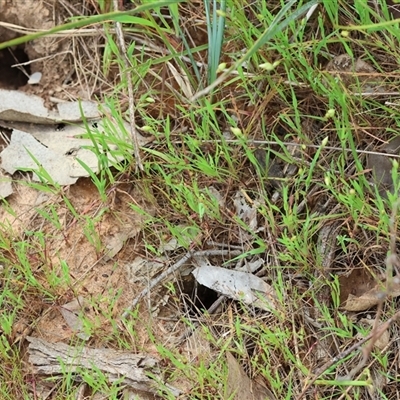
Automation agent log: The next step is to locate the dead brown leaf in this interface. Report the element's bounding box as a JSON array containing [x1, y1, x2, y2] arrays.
[[325, 54, 385, 93], [225, 352, 276, 400], [342, 281, 400, 312]]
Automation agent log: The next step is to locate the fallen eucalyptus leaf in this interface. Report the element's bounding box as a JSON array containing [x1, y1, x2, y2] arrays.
[[126, 256, 166, 284], [233, 191, 259, 231], [359, 318, 389, 350], [192, 265, 278, 312], [342, 281, 400, 311]]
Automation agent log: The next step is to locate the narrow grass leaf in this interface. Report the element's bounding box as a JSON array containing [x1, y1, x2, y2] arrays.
[[0, 1, 183, 49], [192, 0, 319, 99]]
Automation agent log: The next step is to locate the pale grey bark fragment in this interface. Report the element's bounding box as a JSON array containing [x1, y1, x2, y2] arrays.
[[27, 336, 181, 397]]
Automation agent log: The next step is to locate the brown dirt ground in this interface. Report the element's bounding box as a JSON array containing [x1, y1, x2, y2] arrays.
[[2, 1, 400, 399], [0, 0, 195, 356]]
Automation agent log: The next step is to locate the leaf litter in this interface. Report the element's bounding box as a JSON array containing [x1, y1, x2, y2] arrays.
[[0, 104, 152, 188], [2, 1, 400, 399]]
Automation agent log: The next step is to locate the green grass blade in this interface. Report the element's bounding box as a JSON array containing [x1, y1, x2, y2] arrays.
[[192, 0, 319, 100], [0, 0, 183, 49]]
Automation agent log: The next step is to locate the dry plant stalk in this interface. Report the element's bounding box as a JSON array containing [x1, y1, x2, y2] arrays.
[[113, 0, 143, 170], [297, 200, 400, 399], [297, 311, 400, 399], [347, 199, 400, 378]]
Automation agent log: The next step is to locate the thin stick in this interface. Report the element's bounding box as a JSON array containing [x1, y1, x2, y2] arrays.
[[297, 201, 400, 398], [121, 249, 242, 319], [296, 311, 400, 399], [196, 139, 400, 160], [346, 199, 400, 379], [113, 0, 143, 171]]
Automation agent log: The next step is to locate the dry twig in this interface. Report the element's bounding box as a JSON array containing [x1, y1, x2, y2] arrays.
[[122, 249, 242, 319], [297, 311, 400, 399], [297, 199, 400, 399], [113, 0, 143, 170], [346, 199, 400, 379]]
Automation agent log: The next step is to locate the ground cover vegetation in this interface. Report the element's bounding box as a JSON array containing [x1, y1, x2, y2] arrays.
[[1, 0, 400, 398]]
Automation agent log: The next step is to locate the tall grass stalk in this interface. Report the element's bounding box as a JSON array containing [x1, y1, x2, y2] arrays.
[[205, 0, 226, 84], [192, 0, 319, 100]]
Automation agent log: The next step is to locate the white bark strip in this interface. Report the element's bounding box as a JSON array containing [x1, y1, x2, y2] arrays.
[[27, 336, 181, 396]]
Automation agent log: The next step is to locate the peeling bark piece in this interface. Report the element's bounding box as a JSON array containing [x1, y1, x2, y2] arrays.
[[0, 171, 13, 199], [317, 222, 341, 272], [26, 336, 181, 396], [0, 118, 152, 186], [0, 89, 101, 124], [1, 129, 78, 185]]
